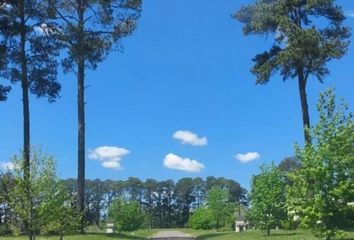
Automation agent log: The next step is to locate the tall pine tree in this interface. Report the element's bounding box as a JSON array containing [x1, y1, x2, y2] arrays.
[[0, 1, 61, 239], [234, 0, 350, 144], [48, 0, 141, 231]]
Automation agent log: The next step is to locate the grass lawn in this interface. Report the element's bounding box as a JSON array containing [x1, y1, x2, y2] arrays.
[[181, 228, 354, 240], [1, 229, 158, 240], [2, 229, 354, 240]]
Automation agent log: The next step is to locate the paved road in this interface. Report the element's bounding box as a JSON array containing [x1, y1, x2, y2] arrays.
[[150, 230, 195, 239]]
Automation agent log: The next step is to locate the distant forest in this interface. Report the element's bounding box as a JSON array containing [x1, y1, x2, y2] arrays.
[[0, 176, 247, 229]]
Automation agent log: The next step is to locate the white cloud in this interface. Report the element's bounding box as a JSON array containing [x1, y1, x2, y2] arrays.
[[234, 152, 260, 163], [102, 161, 122, 170], [88, 146, 130, 170], [172, 130, 207, 146], [345, 10, 354, 18], [163, 153, 205, 172], [0, 162, 16, 171]]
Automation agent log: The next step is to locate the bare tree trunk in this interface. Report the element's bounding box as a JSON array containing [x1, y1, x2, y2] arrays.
[[76, 0, 86, 233], [77, 58, 85, 233], [298, 71, 311, 144]]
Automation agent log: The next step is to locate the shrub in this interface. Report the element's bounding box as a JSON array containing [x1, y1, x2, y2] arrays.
[[108, 198, 144, 233], [189, 208, 215, 230]]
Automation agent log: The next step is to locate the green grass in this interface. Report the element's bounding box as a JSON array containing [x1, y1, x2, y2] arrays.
[[180, 228, 354, 240], [2, 229, 354, 240], [1, 229, 158, 240]]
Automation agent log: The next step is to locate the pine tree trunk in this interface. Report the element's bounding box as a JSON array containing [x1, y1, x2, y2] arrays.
[[77, 57, 85, 233], [77, 2, 86, 232], [19, 1, 32, 239], [298, 71, 311, 144]]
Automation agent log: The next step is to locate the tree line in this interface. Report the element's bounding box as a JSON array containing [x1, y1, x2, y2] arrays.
[[0, 174, 247, 233]]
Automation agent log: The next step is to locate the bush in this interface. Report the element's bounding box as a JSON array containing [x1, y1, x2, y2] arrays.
[[189, 208, 215, 230], [108, 198, 144, 233]]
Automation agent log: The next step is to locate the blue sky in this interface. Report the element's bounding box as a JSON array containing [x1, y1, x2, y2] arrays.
[[1, 0, 354, 189]]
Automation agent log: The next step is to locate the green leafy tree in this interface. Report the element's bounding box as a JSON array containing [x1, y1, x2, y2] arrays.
[[41, 181, 81, 240], [47, 1, 142, 230], [249, 163, 286, 236], [188, 207, 214, 230], [108, 198, 144, 233], [234, 0, 350, 144], [207, 187, 234, 231], [5, 150, 64, 240], [286, 88, 354, 239]]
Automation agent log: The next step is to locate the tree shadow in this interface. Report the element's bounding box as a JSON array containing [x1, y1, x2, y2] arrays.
[[110, 233, 147, 239], [151, 238, 195, 240], [83, 232, 147, 239], [262, 232, 298, 237], [195, 232, 230, 239]]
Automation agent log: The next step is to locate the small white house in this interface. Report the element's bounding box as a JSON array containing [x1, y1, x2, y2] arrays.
[[235, 220, 247, 232]]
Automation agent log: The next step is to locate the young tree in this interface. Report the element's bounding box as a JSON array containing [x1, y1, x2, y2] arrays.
[[5, 150, 64, 240], [41, 181, 81, 240], [207, 187, 234, 231], [249, 163, 286, 236], [287, 88, 354, 239], [108, 198, 144, 233], [188, 207, 214, 230], [234, 0, 350, 144], [47, 1, 142, 230]]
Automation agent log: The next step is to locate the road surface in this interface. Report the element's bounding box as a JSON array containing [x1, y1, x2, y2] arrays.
[[150, 230, 195, 239]]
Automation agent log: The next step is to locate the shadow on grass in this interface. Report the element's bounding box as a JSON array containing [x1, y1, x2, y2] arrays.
[[83, 232, 148, 239], [196, 231, 299, 239], [151, 238, 195, 240], [261, 232, 298, 237], [195, 232, 230, 239]]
